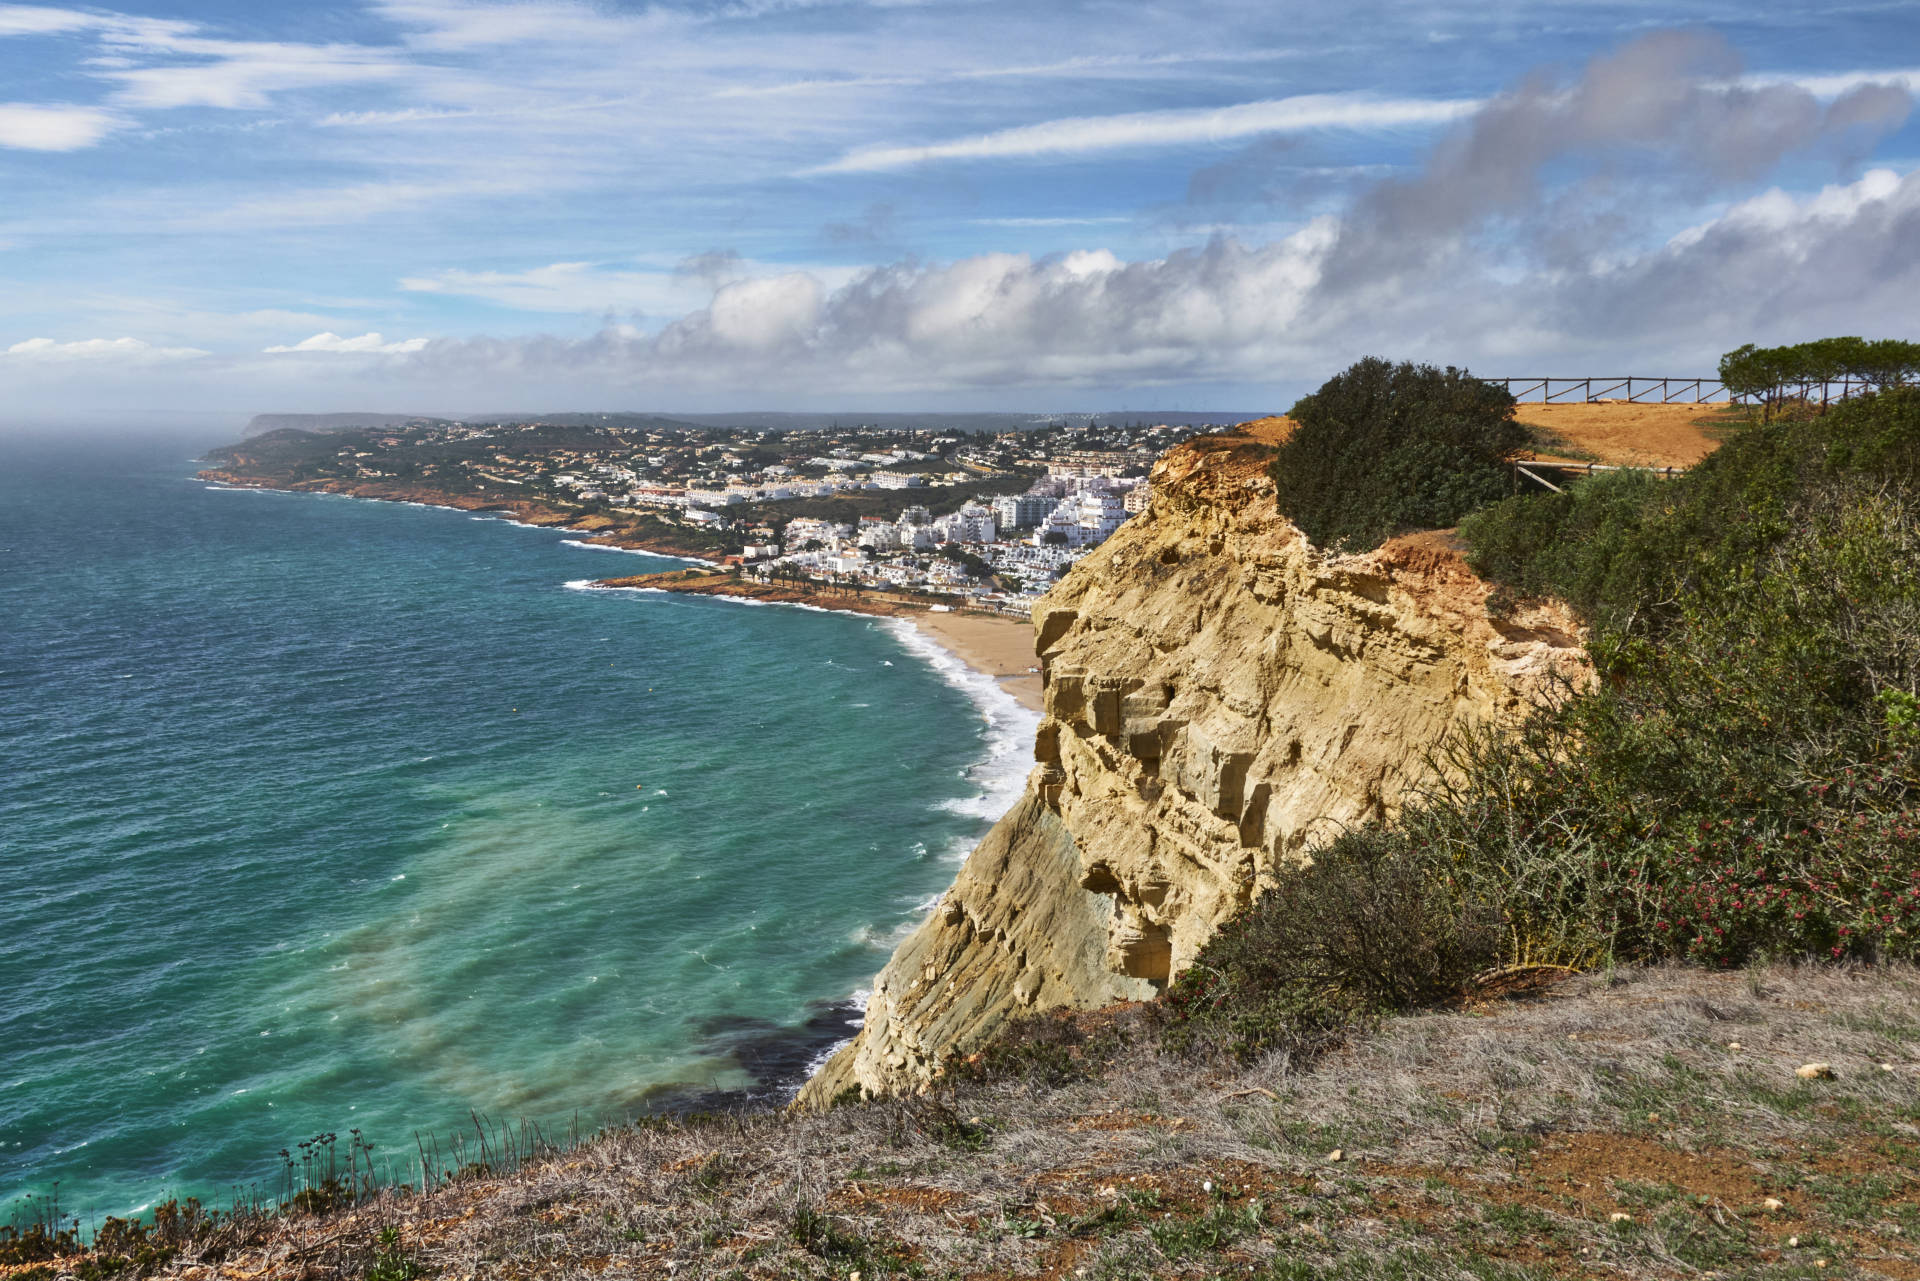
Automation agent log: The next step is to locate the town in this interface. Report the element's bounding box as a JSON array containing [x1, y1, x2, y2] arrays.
[[205, 415, 1226, 614]]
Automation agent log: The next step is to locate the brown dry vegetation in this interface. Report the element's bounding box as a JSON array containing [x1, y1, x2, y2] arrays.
[[21, 965, 1914, 1281], [1516, 403, 1740, 468]]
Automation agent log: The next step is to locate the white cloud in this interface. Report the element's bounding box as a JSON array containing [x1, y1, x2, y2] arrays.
[[107, 46, 414, 112], [399, 258, 865, 315], [1755, 68, 1920, 99], [807, 93, 1480, 174], [0, 5, 101, 36], [4, 335, 207, 360], [373, 0, 675, 53], [0, 103, 120, 150], [1667, 168, 1905, 249], [264, 331, 430, 354]]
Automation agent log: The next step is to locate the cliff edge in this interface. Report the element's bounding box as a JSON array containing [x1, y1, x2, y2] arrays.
[[797, 422, 1589, 1105]]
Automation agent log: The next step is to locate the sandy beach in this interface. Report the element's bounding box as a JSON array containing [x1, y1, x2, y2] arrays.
[[913, 610, 1044, 712]]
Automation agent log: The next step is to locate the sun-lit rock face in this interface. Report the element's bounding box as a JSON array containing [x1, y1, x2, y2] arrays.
[[796, 423, 1588, 1106]]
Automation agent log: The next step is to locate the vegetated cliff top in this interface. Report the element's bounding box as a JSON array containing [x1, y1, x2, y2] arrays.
[[43, 964, 1917, 1280]]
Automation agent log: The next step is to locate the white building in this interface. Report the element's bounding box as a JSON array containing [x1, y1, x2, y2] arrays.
[[857, 518, 902, 551], [1077, 490, 1128, 541], [940, 502, 997, 544], [784, 517, 850, 547], [1038, 498, 1090, 547], [991, 493, 1052, 530]]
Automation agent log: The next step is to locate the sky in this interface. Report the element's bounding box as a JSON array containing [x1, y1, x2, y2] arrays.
[[1, 0, 1918, 424]]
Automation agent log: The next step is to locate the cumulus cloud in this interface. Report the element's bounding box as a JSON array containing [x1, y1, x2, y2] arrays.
[[264, 331, 430, 354], [4, 335, 208, 360]]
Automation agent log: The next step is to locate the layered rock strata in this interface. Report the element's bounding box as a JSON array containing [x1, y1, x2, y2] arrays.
[[796, 424, 1588, 1106]]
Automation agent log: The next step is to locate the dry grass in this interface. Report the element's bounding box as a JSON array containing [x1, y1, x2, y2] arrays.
[[1516, 403, 1741, 469], [18, 965, 1918, 1280]]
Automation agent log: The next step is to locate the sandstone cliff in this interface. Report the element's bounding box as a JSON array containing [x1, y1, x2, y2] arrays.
[[796, 423, 1588, 1106]]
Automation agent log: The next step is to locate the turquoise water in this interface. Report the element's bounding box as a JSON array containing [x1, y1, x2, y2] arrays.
[[0, 432, 1032, 1223]]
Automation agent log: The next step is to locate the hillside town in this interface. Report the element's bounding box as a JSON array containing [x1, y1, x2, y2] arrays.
[[208, 415, 1221, 612]]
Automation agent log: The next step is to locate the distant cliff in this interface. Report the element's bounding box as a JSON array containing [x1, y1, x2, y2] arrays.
[[242, 412, 442, 437], [798, 421, 1589, 1104]]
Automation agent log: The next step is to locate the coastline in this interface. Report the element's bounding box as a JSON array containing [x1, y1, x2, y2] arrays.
[[205, 465, 1048, 1127], [592, 568, 1043, 712], [201, 469, 1042, 1105], [196, 474, 1044, 710], [197, 470, 725, 562]]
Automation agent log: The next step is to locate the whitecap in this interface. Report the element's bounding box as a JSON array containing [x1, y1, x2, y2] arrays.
[[876, 617, 1040, 825], [560, 538, 681, 559]]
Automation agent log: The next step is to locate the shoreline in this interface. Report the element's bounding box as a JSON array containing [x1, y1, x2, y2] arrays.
[[198, 472, 1043, 707], [197, 470, 726, 562], [592, 569, 1043, 712], [205, 470, 1044, 1098]]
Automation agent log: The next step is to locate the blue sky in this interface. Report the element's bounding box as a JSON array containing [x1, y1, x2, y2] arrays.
[[1, 0, 1917, 422]]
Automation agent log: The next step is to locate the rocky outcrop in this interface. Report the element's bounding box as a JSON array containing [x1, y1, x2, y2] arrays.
[[796, 423, 1588, 1106]]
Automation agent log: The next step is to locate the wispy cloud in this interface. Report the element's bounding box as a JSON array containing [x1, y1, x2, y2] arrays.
[[806, 93, 1482, 174], [400, 262, 693, 314], [264, 331, 429, 354], [713, 48, 1307, 99], [0, 102, 120, 149], [5, 335, 207, 360]]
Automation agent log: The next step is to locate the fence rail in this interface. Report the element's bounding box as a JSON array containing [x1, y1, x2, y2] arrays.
[[1493, 377, 1731, 404], [1514, 459, 1688, 493], [1494, 376, 1881, 406]]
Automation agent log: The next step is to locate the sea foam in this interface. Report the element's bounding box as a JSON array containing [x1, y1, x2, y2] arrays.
[[876, 616, 1040, 828]]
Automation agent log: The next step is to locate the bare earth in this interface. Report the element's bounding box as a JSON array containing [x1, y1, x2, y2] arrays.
[[913, 611, 1042, 712], [1519, 401, 1734, 468]]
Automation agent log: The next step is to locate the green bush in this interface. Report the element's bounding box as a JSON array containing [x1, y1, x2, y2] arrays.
[[1269, 358, 1526, 550], [1160, 830, 1501, 1061], [1441, 388, 1920, 966]]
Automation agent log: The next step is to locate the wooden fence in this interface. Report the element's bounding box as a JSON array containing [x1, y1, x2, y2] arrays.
[[1495, 375, 1880, 406], [1513, 460, 1688, 494], [1494, 377, 1730, 404]]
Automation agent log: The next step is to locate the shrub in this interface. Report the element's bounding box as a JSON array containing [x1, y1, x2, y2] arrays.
[[1269, 358, 1525, 550], [1160, 830, 1501, 1061], [946, 1005, 1142, 1087], [1439, 387, 1920, 967]]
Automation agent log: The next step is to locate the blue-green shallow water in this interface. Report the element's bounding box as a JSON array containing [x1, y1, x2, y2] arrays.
[[0, 432, 1034, 1222]]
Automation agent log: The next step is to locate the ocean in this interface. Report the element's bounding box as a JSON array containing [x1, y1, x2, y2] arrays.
[[0, 431, 1034, 1223]]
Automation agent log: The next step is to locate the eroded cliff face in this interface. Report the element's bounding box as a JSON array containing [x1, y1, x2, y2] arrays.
[[796, 424, 1588, 1106]]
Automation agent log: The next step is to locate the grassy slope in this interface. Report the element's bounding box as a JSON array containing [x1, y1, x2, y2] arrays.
[[26, 965, 1914, 1281]]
